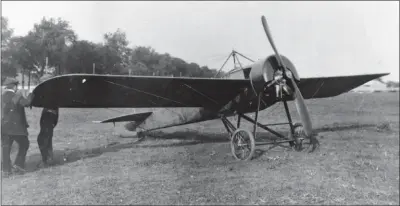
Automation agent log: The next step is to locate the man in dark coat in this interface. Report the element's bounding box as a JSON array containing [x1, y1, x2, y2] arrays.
[[1, 77, 34, 176], [37, 107, 58, 167], [37, 74, 59, 167]]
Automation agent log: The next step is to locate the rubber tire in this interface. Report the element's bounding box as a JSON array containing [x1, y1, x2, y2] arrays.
[[230, 129, 256, 161], [293, 123, 304, 151]]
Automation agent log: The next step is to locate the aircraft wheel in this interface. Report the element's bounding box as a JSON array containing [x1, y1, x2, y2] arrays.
[[230, 129, 256, 161], [292, 123, 305, 151], [288, 123, 305, 151]]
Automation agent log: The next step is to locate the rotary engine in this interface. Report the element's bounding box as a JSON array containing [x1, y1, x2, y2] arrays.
[[249, 55, 300, 97]]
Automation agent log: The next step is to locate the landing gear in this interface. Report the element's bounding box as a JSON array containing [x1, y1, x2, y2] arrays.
[[221, 95, 306, 161], [288, 122, 320, 153]]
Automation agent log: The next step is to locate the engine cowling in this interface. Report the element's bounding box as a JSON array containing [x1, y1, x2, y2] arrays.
[[249, 54, 300, 95]]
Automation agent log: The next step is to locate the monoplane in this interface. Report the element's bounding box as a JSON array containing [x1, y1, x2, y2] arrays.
[[31, 16, 389, 161]]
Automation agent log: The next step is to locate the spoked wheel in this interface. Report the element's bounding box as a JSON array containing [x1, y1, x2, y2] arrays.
[[294, 123, 320, 153], [289, 123, 305, 151], [230, 129, 256, 161]]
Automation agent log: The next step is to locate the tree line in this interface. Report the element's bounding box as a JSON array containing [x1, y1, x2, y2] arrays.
[[1, 16, 222, 85]]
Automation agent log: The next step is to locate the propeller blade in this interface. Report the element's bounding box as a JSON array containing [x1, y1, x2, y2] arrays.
[[289, 77, 313, 136], [261, 15, 313, 137], [261, 16, 284, 67]]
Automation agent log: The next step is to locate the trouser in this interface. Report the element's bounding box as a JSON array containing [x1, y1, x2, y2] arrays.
[[37, 124, 55, 163], [1, 135, 30, 172]]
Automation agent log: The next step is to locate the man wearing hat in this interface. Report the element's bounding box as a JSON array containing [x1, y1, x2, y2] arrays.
[[1, 77, 34, 176], [37, 74, 59, 167]]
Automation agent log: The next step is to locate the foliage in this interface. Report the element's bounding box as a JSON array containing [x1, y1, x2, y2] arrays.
[[65, 40, 103, 74], [28, 17, 77, 76], [1, 16, 17, 79], [386, 81, 399, 88], [1, 16, 220, 81], [1, 16, 13, 48], [376, 77, 399, 88]]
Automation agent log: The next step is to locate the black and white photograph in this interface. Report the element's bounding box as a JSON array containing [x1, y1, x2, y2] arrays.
[[1, 1, 399, 205]]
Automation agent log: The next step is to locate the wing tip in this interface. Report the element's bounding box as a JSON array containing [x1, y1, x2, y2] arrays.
[[372, 72, 390, 80], [379, 72, 390, 77]]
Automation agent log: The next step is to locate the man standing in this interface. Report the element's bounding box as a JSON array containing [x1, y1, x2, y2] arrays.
[[1, 77, 34, 176], [37, 74, 59, 167], [37, 107, 58, 167]]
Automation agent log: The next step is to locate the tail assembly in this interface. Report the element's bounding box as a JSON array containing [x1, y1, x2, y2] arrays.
[[93, 111, 153, 132], [94, 108, 219, 133], [95, 111, 153, 123]]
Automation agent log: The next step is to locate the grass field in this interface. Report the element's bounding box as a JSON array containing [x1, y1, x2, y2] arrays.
[[1, 92, 399, 205]]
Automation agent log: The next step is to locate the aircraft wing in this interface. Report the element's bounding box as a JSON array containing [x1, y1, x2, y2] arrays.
[[297, 73, 390, 99], [31, 73, 389, 109], [30, 74, 250, 110]]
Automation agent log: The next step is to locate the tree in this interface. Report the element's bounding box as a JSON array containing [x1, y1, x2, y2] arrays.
[[8, 35, 41, 86], [187, 62, 201, 77], [65, 40, 104, 74], [102, 29, 131, 74], [386, 81, 399, 88], [129, 46, 155, 75], [1, 16, 17, 78], [172, 57, 188, 77], [156, 53, 176, 76], [27, 17, 77, 76], [2, 15, 220, 79], [1, 16, 13, 48], [200, 66, 217, 78]]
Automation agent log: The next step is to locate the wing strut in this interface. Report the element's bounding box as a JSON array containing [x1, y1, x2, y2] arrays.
[[214, 52, 233, 78], [234, 50, 255, 63]]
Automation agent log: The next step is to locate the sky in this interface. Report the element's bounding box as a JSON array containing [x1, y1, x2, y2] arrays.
[[2, 1, 399, 81]]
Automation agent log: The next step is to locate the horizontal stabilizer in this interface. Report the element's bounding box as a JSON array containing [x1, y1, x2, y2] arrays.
[[95, 111, 153, 123]]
